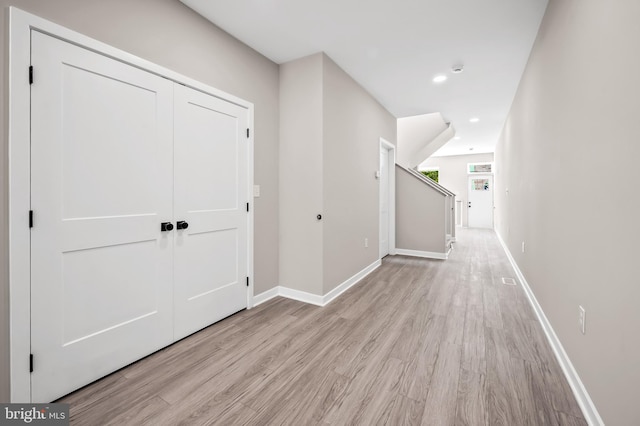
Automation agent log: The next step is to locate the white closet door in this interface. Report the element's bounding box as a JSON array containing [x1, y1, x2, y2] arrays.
[[30, 32, 174, 402], [173, 85, 249, 340]]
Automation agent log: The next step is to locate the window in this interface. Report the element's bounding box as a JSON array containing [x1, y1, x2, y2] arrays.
[[419, 167, 439, 183], [471, 178, 490, 191], [468, 162, 493, 174]]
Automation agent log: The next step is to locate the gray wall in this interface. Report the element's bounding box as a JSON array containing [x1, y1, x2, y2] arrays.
[[395, 167, 446, 254], [279, 53, 396, 296], [494, 0, 640, 423], [422, 153, 494, 227], [1, 0, 281, 401], [279, 53, 324, 295], [322, 55, 396, 294]]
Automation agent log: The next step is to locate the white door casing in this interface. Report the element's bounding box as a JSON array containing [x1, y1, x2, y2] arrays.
[[467, 175, 494, 229], [379, 138, 396, 258], [379, 147, 390, 257], [30, 31, 175, 402]]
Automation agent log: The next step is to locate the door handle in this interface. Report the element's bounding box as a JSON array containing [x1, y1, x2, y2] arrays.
[[160, 222, 174, 232], [176, 221, 189, 230]]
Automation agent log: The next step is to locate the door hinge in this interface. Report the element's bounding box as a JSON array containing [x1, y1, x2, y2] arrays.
[[29, 210, 33, 228], [29, 66, 33, 85], [30, 354, 33, 373], [246, 277, 249, 287], [246, 202, 249, 212], [246, 128, 250, 138]]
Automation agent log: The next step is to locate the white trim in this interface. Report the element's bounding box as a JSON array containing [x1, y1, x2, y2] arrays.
[[278, 287, 325, 307], [252, 287, 280, 307], [322, 259, 381, 306], [8, 7, 255, 402], [495, 232, 604, 426], [251, 259, 381, 308], [9, 7, 33, 403], [246, 106, 255, 310], [379, 138, 396, 257], [395, 248, 449, 260]]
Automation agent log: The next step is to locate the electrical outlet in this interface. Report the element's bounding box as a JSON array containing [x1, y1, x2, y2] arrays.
[[578, 306, 586, 334], [521, 241, 525, 253], [364, 238, 368, 248]]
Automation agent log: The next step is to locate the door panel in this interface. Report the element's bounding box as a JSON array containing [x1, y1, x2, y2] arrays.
[[30, 31, 174, 402], [61, 241, 159, 345], [173, 85, 248, 340], [60, 64, 160, 218], [178, 102, 239, 211], [181, 229, 238, 299]]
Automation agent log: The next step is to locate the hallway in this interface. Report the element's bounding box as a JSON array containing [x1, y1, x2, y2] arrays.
[[59, 228, 586, 425]]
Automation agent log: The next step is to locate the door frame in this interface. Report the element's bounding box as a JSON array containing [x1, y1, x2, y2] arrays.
[[379, 138, 396, 258], [466, 174, 494, 229], [7, 8, 255, 402]]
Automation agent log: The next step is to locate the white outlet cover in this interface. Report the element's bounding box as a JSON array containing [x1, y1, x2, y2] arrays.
[[253, 185, 260, 197], [579, 306, 586, 334]]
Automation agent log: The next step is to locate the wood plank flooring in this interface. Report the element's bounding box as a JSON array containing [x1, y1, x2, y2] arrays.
[[58, 228, 586, 425]]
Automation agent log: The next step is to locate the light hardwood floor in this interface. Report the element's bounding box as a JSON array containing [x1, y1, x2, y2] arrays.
[[58, 228, 587, 425]]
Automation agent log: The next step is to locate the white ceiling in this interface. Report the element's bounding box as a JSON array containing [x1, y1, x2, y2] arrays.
[[181, 0, 548, 156]]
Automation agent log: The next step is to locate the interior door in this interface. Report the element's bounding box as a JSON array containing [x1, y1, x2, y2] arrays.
[[173, 84, 249, 340], [467, 175, 494, 228], [379, 147, 390, 257], [30, 31, 174, 402]]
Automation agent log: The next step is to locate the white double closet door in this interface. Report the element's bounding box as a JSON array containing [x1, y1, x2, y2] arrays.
[[30, 31, 249, 402]]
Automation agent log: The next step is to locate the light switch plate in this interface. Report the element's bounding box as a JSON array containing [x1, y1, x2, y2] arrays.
[[579, 306, 586, 334], [253, 185, 260, 197]]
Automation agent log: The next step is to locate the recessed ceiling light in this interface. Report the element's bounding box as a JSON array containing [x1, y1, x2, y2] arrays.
[[452, 64, 464, 73], [433, 75, 448, 83], [454, 136, 461, 140], [469, 117, 480, 123]]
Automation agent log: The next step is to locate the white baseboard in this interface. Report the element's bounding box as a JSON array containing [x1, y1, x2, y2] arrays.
[[251, 259, 381, 308], [395, 248, 449, 260], [252, 287, 280, 307], [279, 287, 324, 306], [322, 259, 381, 306], [495, 232, 604, 426]]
